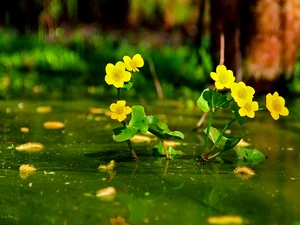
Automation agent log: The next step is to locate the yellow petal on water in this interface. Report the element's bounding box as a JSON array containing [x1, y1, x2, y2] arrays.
[[236, 139, 251, 147], [163, 140, 181, 147], [131, 134, 152, 143], [89, 107, 104, 114], [36, 106, 52, 113], [233, 166, 255, 180], [20, 127, 30, 133], [43, 121, 65, 130], [233, 166, 255, 175], [207, 215, 244, 224], [98, 160, 116, 170], [15, 142, 44, 152], [96, 186, 116, 201], [105, 110, 112, 117], [19, 164, 37, 179]]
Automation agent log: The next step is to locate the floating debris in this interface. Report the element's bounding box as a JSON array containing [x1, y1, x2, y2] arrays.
[[110, 216, 129, 225], [163, 140, 181, 147], [233, 166, 255, 175], [236, 139, 251, 147], [207, 215, 244, 224], [43, 121, 65, 130], [89, 107, 104, 114], [15, 142, 44, 153], [96, 186, 116, 201], [44, 171, 56, 175], [233, 166, 255, 180], [98, 160, 116, 170], [131, 134, 152, 143], [20, 127, 29, 133], [36, 106, 52, 113], [19, 164, 37, 179]]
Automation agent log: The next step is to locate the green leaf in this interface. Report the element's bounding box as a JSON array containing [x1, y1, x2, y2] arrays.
[[231, 101, 246, 125], [204, 126, 241, 151], [147, 116, 184, 140], [152, 141, 183, 156], [235, 146, 266, 163], [113, 105, 148, 142], [122, 81, 133, 90], [197, 88, 230, 112], [197, 88, 211, 112]]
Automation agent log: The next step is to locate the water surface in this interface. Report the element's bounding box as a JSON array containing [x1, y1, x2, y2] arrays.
[[0, 99, 299, 225]]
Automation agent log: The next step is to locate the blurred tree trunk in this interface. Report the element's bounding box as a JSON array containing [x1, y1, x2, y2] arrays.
[[210, 0, 300, 92]]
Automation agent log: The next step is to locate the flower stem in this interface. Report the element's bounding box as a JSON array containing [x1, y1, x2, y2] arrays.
[[121, 120, 138, 161], [203, 111, 215, 152], [117, 88, 138, 160], [208, 117, 236, 156], [117, 88, 121, 100]]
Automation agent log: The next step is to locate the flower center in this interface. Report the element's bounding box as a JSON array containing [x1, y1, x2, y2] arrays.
[[113, 69, 122, 82], [237, 88, 247, 99], [272, 99, 282, 112], [244, 102, 252, 111], [219, 72, 228, 83], [115, 106, 123, 114]]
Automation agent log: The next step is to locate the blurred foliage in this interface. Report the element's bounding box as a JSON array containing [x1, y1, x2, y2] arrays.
[[0, 28, 212, 101]]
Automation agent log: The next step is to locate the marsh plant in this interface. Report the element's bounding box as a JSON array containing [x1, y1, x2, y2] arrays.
[[104, 54, 184, 160], [197, 65, 289, 164], [104, 55, 289, 163]]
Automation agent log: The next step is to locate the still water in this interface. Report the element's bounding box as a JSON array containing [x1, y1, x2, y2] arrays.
[[0, 99, 299, 225]]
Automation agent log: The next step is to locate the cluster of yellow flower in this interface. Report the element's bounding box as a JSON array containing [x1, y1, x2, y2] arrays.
[[210, 65, 289, 120], [105, 54, 144, 122]]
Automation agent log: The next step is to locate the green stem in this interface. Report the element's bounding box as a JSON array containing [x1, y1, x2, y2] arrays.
[[117, 88, 121, 100], [122, 120, 138, 161], [118, 87, 138, 160], [209, 117, 236, 154], [204, 111, 215, 152]]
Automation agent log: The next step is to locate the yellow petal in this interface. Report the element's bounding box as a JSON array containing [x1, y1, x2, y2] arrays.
[[216, 65, 226, 74], [271, 112, 279, 120], [105, 63, 114, 74], [113, 80, 124, 88], [215, 81, 224, 90], [115, 61, 125, 70], [210, 72, 218, 81], [123, 56, 131, 64], [111, 112, 118, 120], [117, 114, 126, 122], [110, 103, 117, 112], [252, 101, 259, 110], [133, 54, 144, 67], [123, 71, 131, 82], [280, 107, 289, 116], [247, 110, 255, 118], [239, 108, 247, 117], [123, 106, 132, 115], [117, 100, 126, 107], [105, 74, 113, 85]]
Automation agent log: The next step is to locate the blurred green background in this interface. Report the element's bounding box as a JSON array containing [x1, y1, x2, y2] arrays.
[[0, 0, 299, 101]]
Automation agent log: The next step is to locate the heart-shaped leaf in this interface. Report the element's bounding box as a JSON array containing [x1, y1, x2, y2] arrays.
[[204, 126, 241, 151], [197, 88, 230, 112], [113, 105, 148, 142], [147, 116, 184, 140]]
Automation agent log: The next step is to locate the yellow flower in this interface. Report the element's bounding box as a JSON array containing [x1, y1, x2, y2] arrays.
[[266, 92, 289, 120], [110, 100, 132, 122], [105, 62, 131, 88], [110, 216, 129, 225], [210, 65, 235, 90], [123, 54, 144, 72], [237, 99, 259, 118], [230, 81, 255, 103]]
